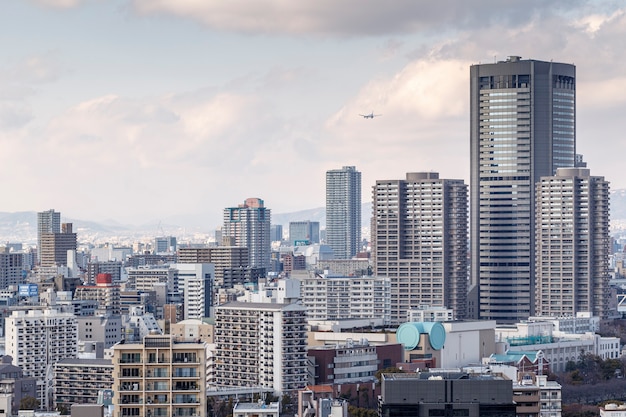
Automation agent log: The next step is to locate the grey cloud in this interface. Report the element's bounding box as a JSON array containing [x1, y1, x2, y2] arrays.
[[130, 0, 591, 36], [0, 103, 33, 129]]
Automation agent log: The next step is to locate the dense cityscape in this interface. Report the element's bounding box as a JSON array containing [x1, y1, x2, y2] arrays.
[[1, 55, 626, 417]]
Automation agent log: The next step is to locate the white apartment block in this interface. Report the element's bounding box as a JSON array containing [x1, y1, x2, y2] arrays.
[[215, 302, 308, 395], [173, 263, 215, 320], [298, 272, 391, 325], [5, 309, 78, 408], [126, 265, 178, 298]]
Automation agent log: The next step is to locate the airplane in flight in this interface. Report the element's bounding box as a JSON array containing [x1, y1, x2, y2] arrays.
[[359, 112, 382, 119]]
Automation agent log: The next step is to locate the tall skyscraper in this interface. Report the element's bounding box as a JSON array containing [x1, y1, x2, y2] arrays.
[[37, 209, 61, 264], [223, 197, 271, 271], [6, 309, 78, 409], [326, 166, 361, 259], [535, 168, 610, 318], [372, 172, 468, 324], [470, 56, 576, 322]]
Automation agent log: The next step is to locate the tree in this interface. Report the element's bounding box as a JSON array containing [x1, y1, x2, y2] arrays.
[[375, 367, 405, 382], [19, 395, 39, 410]]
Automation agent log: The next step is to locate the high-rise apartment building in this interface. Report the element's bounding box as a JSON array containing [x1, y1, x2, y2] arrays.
[[289, 221, 320, 246], [111, 334, 207, 417], [470, 56, 576, 322], [223, 198, 271, 271], [535, 168, 611, 318], [326, 166, 361, 259], [173, 263, 214, 320], [37, 209, 61, 264], [215, 302, 308, 395], [0, 247, 24, 288], [372, 172, 468, 324], [5, 309, 78, 408]]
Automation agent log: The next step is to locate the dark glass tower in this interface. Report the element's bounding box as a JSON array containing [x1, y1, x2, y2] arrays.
[[470, 56, 576, 323]]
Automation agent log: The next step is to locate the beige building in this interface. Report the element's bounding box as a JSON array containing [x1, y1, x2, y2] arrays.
[[112, 334, 207, 417], [372, 172, 468, 323]]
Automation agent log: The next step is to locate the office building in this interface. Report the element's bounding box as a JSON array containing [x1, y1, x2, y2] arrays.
[[86, 260, 122, 285], [5, 309, 78, 408], [37, 209, 61, 264], [470, 56, 576, 322], [178, 246, 251, 287], [379, 372, 516, 417], [535, 168, 611, 318], [372, 172, 468, 324], [215, 302, 308, 394], [289, 221, 320, 246], [154, 236, 177, 254], [223, 198, 271, 270], [0, 247, 24, 288], [111, 334, 207, 417], [39, 222, 77, 267], [270, 224, 283, 242], [326, 166, 361, 259]]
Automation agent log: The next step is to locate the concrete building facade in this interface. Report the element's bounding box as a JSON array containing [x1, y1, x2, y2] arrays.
[[326, 166, 361, 260], [470, 56, 576, 323], [111, 335, 207, 417], [372, 172, 468, 323], [215, 302, 308, 395], [223, 198, 271, 271], [535, 168, 611, 318]]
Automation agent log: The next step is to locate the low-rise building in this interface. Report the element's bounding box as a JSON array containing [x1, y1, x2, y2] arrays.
[[378, 372, 516, 417]]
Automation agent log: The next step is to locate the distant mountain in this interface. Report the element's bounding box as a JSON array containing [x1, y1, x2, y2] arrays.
[[272, 203, 373, 229], [2, 191, 626, 244], [612, 189, 626, 220]]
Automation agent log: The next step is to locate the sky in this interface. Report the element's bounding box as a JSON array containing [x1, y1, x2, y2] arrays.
[[1, 0, 626, 229]]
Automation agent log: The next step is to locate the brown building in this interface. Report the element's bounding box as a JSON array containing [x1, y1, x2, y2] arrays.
[[308, 341, 403, 386], [39, 223, 77, 267]]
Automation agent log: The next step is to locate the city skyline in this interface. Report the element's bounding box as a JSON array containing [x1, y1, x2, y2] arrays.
[[1, 2, 626, 225]]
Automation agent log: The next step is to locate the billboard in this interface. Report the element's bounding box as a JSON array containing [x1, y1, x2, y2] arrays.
[[18, 284, 38, 297]]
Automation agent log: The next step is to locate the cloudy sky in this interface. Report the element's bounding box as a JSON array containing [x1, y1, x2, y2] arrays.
[[2, 0, 625, 229]]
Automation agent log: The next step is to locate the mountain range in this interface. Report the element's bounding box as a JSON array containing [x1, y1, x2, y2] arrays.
[[2, 189, 626, 245]]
